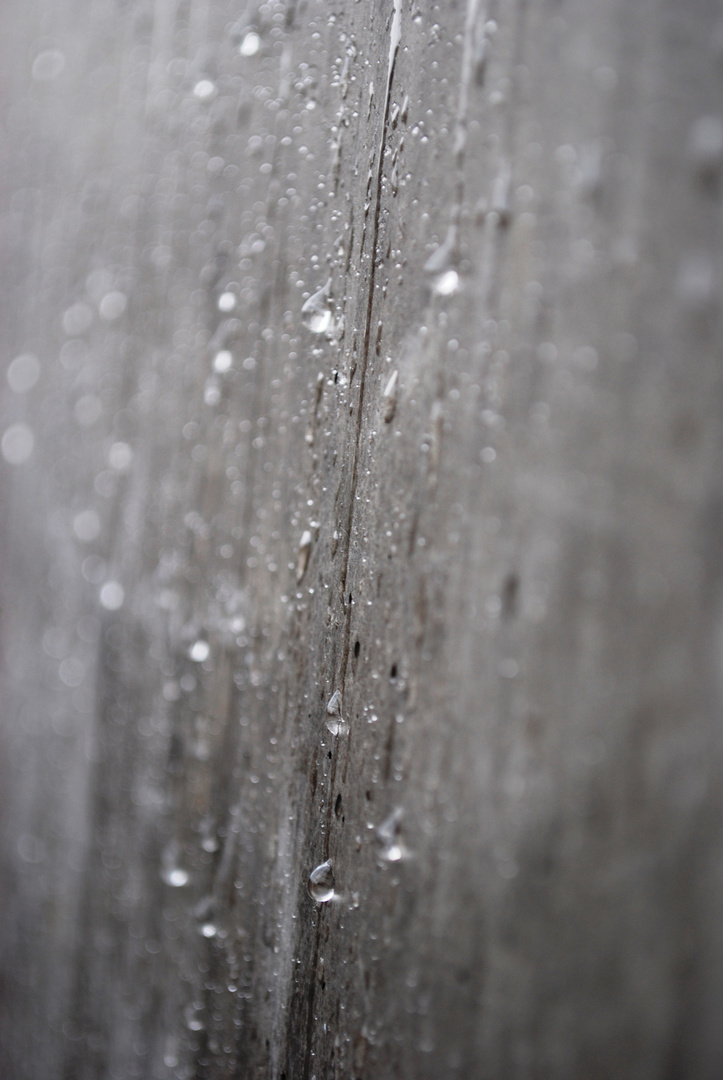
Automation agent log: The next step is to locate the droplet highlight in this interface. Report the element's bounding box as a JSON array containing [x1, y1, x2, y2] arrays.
[[383, 370, 399, 422], [325, 690, 346, 735], [99, 580, 125, 611], [240, 31, 260, 57], [308, 859, 335, 902], [376, 807, 405, 862], [7, 353, 40, 394], [1, 423, 34, 465], [189, 639, 210, 662], [301, 279, 334, 334]]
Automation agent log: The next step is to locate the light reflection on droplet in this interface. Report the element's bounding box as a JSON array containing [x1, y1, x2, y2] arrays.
[[189, 639, 210, 662], [308, 859, 335, 902], [301, 280, 334, 334], [73, 510, 101, 542], [193, 79, 217, 101], [162, 866, 189, 888], [108, 442, 133, 471], [213, 350, 233, 373], [1, 423, 34, 465], [32, 49, 65, 81], [7, 353, 40, 393], [240, 32, 260, 57], [98, 290, 127, 321], [432, 269, 459, 296], [62, 302, 93, 336], [218, 291, 237, 312], [99, 580, 125, 611]]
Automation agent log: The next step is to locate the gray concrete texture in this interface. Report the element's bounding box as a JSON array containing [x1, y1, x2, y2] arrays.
[[1, 0, 723, 1077]]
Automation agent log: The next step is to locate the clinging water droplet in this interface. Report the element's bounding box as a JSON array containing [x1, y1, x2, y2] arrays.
[[162, 865, 189, 887], [327, 690, 342, 716], [687, 115, 723, 180], [193, 79, 217, 102], [240, 31, 260, 57], [218, 291, 237, 312], [98, 291, 127, 321], [308, 859, 335, 902], [424, 226, 459, 297], [301, 279, 334, 334], [183, 1002, 204, 1031], [433, 270, 459, 296], [73, 510, 101, 542], [296, 530, 312, 582], [326, 690, 346, 735], [383, 370, 399, 422], [108, 441, 133, 471], [32, 49, 65, 81], [376, 807, 406, 862], [99, 580, 124, 611], [676, 254, 716, 311], [189, 639, 210, 662], [7, 353, 40, 394], [161, 842, 190, 886], [1, 423, 34, 465], [213, 349, 233, 373]]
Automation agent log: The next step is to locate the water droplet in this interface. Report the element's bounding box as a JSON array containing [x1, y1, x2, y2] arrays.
[[424, 227, 459, 296], [213, 349, 233, 373], [200, 922, 218, 938], [183, 1002, 204, 1031], [676, 254, 715, 311], [498, 657, 519, 678], [218, 291, 237, 312], [325, 690, 346, 735], [376, 807, 405, 861], [62, 302, 93, 336], [99, 580, 124, 611], [433, 270, 459, 296], [327, 690, 342, 716], [108, 441, 133, 471], [490, 167, 511, 225], [162, 865, 190, 888], [73, 509, 101, 542], [383, 370, 398, 422], [296, 530, 312, 583], [189, 639, 210, 662], [688, 115, 723, 179], [193, 79, 217, 102], [308, 859, 335, 902], [240, 31, 260, 57], [7, 353, 40, 393], [59, 657, 85, 688], [32, 49, 65, 81], [301, 279, 334, 334], [163, 1036, 179, 1069], [204, 377, 221, 406], [1, 423, 34, 465], [74, 394, 102, 427], [98, 290, 127, 321], [17, 834, 46, 863]]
